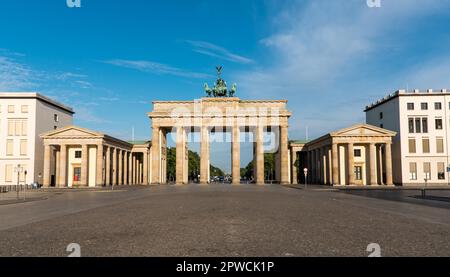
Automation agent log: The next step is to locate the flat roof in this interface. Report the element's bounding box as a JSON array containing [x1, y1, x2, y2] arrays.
[[364, 89, 450, 112], [0, 92, 74, 114]]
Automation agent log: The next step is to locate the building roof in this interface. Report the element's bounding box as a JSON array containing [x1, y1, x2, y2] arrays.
[[304, 123, 397, 146], [128, 140, 151, 145], [364, 89, 450, 112], [40, 125, 132, 147], [0, 92, 74, 114]]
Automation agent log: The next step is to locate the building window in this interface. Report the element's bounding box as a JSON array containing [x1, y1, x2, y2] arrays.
[[408, 118, 414, 133], [73, 167, 81, 182], [422, 118, 428, 133], [5, 165, 13, 182], [409, 163, 417, 180], [8, 105, 14, 113], [7, 119, 27, 136], [75, 151, 82, 159], [20, 140, 27, 156], [54, 114, 59, 122], [438, 163, 445, 180], [354, 166, 363, 180], [354, 149, 362, 157], [415, 118, 421, 133], [436, 138, 444, 153], [21, 105, 28, 113], [54, 126, 57, 130], [380, 124, 384, 129], [407, 103, 414, 110], [435, 102, 442, 110], [408, 138, 416, 154], [379, 112, 383, 119], [422, 138, 430, 153], [424, 162, 431, 180], [435, 118, 443, 130], [421, 103, 428, 110], [6, 139, 13, 156]]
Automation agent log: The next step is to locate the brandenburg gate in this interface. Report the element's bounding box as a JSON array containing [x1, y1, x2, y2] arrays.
[[148, 67, 292, 185]]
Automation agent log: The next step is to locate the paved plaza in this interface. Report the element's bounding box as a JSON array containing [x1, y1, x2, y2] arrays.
[[0, 184, 450, 257]]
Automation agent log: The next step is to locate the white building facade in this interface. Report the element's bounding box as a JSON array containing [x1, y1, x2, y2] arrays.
[[0, 93, 73, 186], [366, 89, 450, 186]]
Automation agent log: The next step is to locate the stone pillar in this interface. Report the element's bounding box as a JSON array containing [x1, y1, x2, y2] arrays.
[[176, 127, 187, 185], [369, 143, 377, 186], [385, 143, 394, 186], [332, 143, 339, 185], [378, 146, 384, 185], [55, 148, 60, 188], [43, 144, 51, 187], [105, 146, 110, 186], [132, 154, 136, 184], [200, 126, 210, 184], [151, 126, 161, 184], [255, 125, 265, 184], [327, 147, 332, 185], [347, 143, 355, 185], [59, 145, 67, 187], [318, 148, 323, 184], [124, 151, 128, 185], [96, 144, 104, 186], [143, 150, 148, 185], [80, 144, 89, 187], [128, 152, 132, 185], [118, 149, 123, 185], [291, 149, 298, 184], [112, 148, 117, 186], [311, 149, 316, 184], [232, 125, 241, 185], [280, 125, 289, 184]]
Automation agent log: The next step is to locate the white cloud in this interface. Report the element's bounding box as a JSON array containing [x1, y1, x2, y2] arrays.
[[186, 40, 254, 64], [103, 59, 212, 79], [234, 0, 450, 139], [0, 56, 37, 91]]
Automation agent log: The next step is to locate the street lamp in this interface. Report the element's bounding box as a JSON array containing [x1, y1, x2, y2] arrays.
[[14, 164, 23, 200], [303, 168, 308, 189]]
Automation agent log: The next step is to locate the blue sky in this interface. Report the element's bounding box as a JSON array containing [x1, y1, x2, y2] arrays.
[[1, 0, 450, 172]]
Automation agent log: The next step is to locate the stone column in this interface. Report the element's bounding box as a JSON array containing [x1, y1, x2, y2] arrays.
[[311, 149, 316, 184], [132, 154, 136, 184], [369, 143, 377, 186], [55, 149, 60, 188], [200, 126, 210, 184], [80, 144, 89, 187], [59, 145, 67, 187], [124, 151, 128, 185], [112, 148, 117, 186], [327, 147, 332, 185], [291, 149, 298, 184], [43, 144, 51, 187], [347, 143, 355, 185], [176, 127, 187, 185], [151, 126, 161, 184], [105, 146, 110, 186], [378, 146, 384, 185], [385, 143, 394, 186], [232, 125, 241, 185], [255, 125, 265, 184], [280, 125, 289, 184], [96, 144, 104, 186], [118, 149, 123, 185], [128, 152, 132, 185], [143, 150, 148, 185], [332, 143, 339, 185]]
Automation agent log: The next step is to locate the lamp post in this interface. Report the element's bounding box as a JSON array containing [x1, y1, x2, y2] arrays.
[[24, 170, 27, 200], [303, 168, 308, 189], [14, 164, 23, 200]]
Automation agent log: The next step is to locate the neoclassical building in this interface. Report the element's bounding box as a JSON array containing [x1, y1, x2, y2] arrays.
[[148, 97, 292, 185], [289, 124, 396, 186], [40, 126, 150, 187]]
